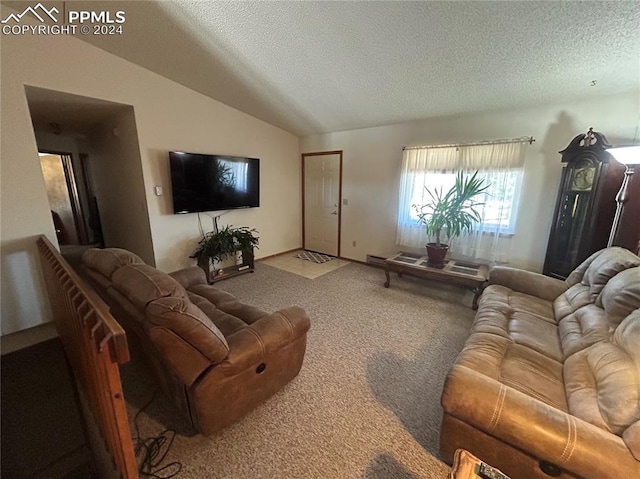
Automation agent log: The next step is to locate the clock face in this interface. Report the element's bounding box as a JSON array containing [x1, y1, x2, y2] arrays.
[[571, 165, 596, 191], [569, 158, 596, 191]]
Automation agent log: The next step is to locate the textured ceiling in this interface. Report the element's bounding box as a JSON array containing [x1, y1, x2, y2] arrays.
[[66, 1, 640, 135]]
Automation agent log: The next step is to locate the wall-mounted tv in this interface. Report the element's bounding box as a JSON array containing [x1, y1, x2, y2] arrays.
[[169, 151, 260, 214]]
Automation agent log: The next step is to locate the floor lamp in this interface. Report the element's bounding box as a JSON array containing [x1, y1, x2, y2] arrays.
[[606, 145, 640, 247]]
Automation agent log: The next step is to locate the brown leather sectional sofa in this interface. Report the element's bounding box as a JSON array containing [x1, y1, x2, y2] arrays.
[[440, 247, 640, 478], [81, 248, 310, 436]]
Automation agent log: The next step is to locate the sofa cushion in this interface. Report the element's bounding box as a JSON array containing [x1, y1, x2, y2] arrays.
[[582, 247, 640, 300], [598, 267, 640, 325], [564, 311, 640, 435], [479, 285, 555, 321], [565, 249, 602, 287], [615, 310, 640, 368], [486, 267, 567, 303], [189, 286, 237, 305], [558, 304, 612, 358], [558, 247, 640, 319], [106, 286, 146, 324], [455, 332, 567, 411], [189, 284, 269, 325], [553, 283, 591, 321], [82, 267, 113, 291], [188, 292, 249, 337], [615, 308, 640, 459], [169, 266, 208, 289], [112, 264, 187, 310], [82, 248, 144, 279], [470, 301, 563, 362], [145, 296, 229, 364], [623, 421, 640, 461]]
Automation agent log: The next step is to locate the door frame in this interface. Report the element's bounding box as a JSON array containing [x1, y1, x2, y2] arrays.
[[301, 150, 343, 257], [39, 150, 89, 245]]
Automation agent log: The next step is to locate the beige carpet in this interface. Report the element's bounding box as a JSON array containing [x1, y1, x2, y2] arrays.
[[121, 262, 475, 478]]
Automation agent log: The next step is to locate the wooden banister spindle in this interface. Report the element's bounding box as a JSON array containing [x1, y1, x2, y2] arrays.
[[36, 236, 138, 479]]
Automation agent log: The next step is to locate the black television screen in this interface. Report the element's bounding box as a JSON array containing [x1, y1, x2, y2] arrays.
[[169, 151, 260, 214]]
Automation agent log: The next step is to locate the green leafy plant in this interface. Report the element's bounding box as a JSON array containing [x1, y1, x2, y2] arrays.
[[413, 171, 489, 247], [191, 225, 259, 263], [206, 160, 235, 189]]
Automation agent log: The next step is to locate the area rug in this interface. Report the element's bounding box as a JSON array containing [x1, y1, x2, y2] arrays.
[[295, 250, 335, 264], [120, 262, 475, 478]]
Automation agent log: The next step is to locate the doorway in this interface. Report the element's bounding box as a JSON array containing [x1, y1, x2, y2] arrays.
[[302, 151, 342, 257], [39, 151, 88, 246], [26, 86, 153, 264]]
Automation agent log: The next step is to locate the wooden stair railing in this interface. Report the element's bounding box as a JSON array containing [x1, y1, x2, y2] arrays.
[[37, 236, 139, 479]]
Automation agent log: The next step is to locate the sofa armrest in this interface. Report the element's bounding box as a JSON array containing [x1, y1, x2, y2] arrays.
[[219, 306, 311, 375], [148, 327, 212, 387], [442, 365, 640, 478], [169, 266, 208, 289], [489, 266, 567, 302]]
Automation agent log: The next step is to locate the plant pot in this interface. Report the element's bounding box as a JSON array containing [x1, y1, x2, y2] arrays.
[[426, 243, 449, 267]]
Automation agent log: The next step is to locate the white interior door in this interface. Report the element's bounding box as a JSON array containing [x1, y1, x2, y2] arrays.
[[303, 152, 341, 256]]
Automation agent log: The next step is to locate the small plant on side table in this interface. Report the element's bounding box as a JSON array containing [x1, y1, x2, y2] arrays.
[[191, 225, 259, 282]]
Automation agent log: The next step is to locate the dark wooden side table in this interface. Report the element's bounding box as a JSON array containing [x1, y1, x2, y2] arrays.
[[198, 248, 255, 284], [384, 252, 488, 309]]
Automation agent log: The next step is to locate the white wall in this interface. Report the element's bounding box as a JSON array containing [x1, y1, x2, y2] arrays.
[[1, 31, 301, 335], [84, 109, 155, 265], [302, 92, 640, 271]]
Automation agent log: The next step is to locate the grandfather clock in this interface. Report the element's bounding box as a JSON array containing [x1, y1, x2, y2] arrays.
[[543, 128, 625, 279]]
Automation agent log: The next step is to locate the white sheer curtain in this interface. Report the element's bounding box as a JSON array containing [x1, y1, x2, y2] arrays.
[[220, 158, 249, 192], [396, 140, 527, 263]]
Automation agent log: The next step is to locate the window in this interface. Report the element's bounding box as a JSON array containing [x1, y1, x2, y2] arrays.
[[219, 158, 248, 193], [408, 169, 522, 234], [397, 140, 528, 263]]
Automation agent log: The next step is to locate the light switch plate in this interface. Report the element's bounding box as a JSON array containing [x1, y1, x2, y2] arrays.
[[154, 186, 163, 196]]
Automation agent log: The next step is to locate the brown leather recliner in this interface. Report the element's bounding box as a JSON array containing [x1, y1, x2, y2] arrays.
[[81, 248, 310, 435], [440, 247, 640, 479]]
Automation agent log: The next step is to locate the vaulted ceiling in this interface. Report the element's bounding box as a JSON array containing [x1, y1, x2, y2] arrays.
[[23, 1, 640, 135]]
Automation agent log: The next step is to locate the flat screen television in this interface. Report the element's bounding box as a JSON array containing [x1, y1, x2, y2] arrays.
[[169, 151, 260, 214]]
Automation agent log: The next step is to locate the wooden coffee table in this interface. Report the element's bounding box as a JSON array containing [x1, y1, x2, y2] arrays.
[[384, 252, 489, 309]]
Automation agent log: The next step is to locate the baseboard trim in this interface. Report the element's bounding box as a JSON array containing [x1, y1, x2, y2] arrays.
[[335, 255, 388, 269], [257, 248, 301, 261], [365, 254, 388, 268]]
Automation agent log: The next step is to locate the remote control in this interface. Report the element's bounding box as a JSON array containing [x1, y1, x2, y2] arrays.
[[476, 462, 510, 479]]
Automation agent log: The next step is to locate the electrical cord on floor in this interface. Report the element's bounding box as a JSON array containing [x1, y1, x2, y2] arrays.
[[133, 390, 183, 478]]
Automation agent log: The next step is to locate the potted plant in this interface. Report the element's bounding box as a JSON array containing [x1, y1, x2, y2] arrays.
[[413, 171, 489, 266], [191, 225, 259, 279]]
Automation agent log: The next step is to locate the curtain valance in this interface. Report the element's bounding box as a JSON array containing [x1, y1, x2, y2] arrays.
[[403, 138, 528, 171]]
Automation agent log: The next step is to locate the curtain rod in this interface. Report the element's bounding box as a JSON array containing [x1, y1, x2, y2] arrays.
[[403, 136, 535, 151]]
